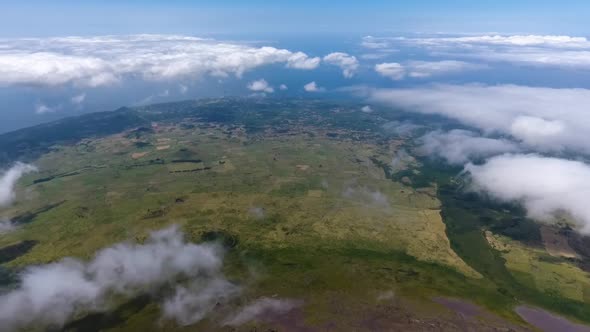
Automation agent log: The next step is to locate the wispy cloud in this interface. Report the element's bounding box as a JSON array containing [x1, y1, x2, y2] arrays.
[[0, 162, 37, 207], [223, 298, 299, 326], [386, 34, 590, 69], [419, 129, 520, 165], [375, 61, 484, 80]]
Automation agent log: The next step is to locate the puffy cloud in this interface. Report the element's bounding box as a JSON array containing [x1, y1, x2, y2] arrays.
[[304, 81, 324, 92], [374, 62, 405, 80], [247, 79, 274, 93], [375, 61, 483, 80], [0, 226, 236, 330], [279, 84, 288, 90], [361, 105, 373, 113], [0, 162, 37, 207], [0, 35, 320, 87], [465, 154, 590, 233], [223, 298, 299, 326], [323, 52, 359, 78], [370, 84, 590, 154], [285, 52, 321, 70], [419, 130, 520, 165]]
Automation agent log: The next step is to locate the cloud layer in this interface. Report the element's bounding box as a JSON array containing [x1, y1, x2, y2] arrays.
[[370, 84, 590, 154], [0, 226, 236, 330], [394, 34, 590, 69], [0, 35, 320, 87], [465, 154, 590, 233], [375, 61, 484, 80]]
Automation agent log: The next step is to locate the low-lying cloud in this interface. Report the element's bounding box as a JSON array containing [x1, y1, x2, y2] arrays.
[[419, 130, 520, 165], [465, 154, 590, 233], [0, 226, 237, 330], [0, 219, 16, 234], [343, 185, 391, 211], [323, 52, 359, 78], [0, 35, 320, 87], [0, 162, 37, 207], [370, 84, 590, 155], [162, 278, 240, 326], [247, 79, 274, 93], [223, 297, 299, 326]]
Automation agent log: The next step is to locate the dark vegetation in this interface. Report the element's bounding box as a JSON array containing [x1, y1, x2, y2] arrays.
[[0, 240, 38, 264], [59, 295, 151, 332], [11, 201, 66, 225], [405, 159, 590, 323]]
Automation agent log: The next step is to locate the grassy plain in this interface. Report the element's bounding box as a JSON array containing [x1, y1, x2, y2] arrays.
[[1, 99, 589, 330]]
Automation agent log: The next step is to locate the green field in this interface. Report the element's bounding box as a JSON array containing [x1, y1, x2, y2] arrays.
[[1, 99, 590, 331]]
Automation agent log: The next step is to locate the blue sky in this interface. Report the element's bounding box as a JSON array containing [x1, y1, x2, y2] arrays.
[[1, 0, 589, 36]]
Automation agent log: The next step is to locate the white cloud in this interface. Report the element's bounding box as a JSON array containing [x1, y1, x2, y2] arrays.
[[223, 298, 299, 326], [279, 84, 288, 90], [0, 35, 320, 87], [397, 34, 590, 69], [247, 79, 274, 93], [162, 278, 240, 326], [342, 185, 391, 211], [35, 103, 56, 114], [465, 154, 590, 233], [285, 52, 321, 70], [304, 81, 324, 92], [0, 163, 37, 207], [361, 105, 373, 113], [405, 60, 485, 78], [415, 35, 590, 48], [361, 36, 390, 49], [419, 130, 520, 165], [374, 62, 405, 80], [70, 93, 86, 105], [0, 226, 235, 330], [375, 61, 483, 80], [370, 84, 590, 154], [323, 52, 359, 78]]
